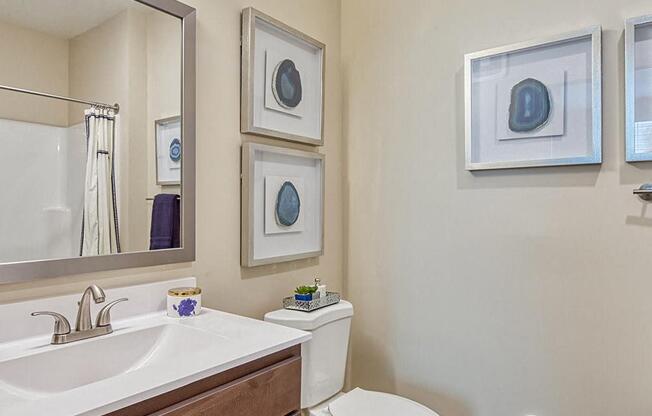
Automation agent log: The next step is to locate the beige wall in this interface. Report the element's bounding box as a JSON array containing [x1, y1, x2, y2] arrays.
[[146, 10, 182, 228], [3, 1, 652, 414], [68, 12, 129, 126], [125, 9, 151, 252], [0, 0, 344, 322], [342, 1, 652, 415], [0, 21, 68, 126]]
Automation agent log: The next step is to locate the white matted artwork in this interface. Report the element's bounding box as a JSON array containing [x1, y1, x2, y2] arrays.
[[264, 175, 305, 234], [464, 26, 602, 170], [242, 143, 324, 267], [241, 7, 325, 146], [495, 71, 566, 140], [155, 116, 181, 185], [626, 15, 652, 162], [473, 54, 508, 82]]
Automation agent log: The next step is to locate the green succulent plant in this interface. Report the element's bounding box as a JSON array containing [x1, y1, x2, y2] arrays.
[[295, 285, 318, 295]]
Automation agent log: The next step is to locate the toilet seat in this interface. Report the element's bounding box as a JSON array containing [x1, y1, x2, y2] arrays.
[[327, 388, 439, 416]]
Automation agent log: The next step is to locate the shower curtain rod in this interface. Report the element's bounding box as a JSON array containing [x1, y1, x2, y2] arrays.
[[0, 84, 120, 113]]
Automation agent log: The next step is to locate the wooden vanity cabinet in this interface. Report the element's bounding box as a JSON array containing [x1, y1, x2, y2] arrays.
[[108, 345, 301, 416]]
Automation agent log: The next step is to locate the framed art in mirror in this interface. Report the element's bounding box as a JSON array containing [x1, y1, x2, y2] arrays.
[[626, 15, 652, 162], [241, 7, 325, 146], [0, 0, 196, 283], [241, 143, 324, 267], [464, 26, 602, 170], [156, 116, 182, 185]]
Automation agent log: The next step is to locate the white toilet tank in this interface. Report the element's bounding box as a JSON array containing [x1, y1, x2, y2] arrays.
[[264, 300, 354, 409]]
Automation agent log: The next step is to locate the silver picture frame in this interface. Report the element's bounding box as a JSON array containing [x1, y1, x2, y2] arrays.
[[464, 26, 603, 171], [0, 0, 196, 283], [241, 7, 326, 146], [626, 15, 652, 162], [155, 115, 182, 186], [241, 143, 325, 267]]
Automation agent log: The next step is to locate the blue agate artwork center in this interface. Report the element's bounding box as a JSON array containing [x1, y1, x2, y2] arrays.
[[169, 138, 182, 162], [272, 59, 303, 109], [276, 181, 301, 227], [508, 78, 551, 133]]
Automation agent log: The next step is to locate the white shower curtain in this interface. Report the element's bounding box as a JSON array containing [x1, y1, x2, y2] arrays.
[[80, 108, 121, 256]]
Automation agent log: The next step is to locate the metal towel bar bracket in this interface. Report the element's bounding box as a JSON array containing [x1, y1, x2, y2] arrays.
[[634, 184, 652, 201]]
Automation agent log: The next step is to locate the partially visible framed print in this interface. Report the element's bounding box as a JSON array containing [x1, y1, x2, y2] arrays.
[[155, 116, 182, 185], [464, 26, 602, 170], [241, 143, 324, 267], [626, 15, 652, 162], [241, 7, 325, 146]]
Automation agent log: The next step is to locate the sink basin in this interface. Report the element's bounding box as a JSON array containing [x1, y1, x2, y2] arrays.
[[0, 324, 221, 397], [0, 278, 311, 416]]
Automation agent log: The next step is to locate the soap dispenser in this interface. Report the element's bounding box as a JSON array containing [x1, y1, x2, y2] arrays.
[[314, 277, 327, 298]]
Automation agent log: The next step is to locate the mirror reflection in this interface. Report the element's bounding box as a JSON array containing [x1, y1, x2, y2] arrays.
[[0, 0, 182, 263]]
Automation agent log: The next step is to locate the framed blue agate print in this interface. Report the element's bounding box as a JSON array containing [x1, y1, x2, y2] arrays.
[[241, 143, 324, 267], [464, 26, 602, 170], [155, 116, 182, 185], [626, 15, 652, 162], [241, 8, 325, 146]]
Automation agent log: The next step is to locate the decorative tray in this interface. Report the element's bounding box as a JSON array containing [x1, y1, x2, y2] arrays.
[[283, 292, 341, 312]]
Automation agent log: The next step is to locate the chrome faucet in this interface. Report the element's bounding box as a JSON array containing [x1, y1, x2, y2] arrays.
[[76, 284, 106, 331], [31, 285, 127, 345]]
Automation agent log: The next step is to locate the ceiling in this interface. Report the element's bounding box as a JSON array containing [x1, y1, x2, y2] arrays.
[[0, 0, 140, 39]]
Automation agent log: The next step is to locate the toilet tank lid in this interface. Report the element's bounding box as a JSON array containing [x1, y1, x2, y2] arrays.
[[264, 300, 354, 331]]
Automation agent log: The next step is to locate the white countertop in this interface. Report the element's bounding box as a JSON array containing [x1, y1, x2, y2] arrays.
[[0, 279, 310, 416]]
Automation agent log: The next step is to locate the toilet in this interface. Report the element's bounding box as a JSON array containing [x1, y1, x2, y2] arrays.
[[264, 300, 439, 416]]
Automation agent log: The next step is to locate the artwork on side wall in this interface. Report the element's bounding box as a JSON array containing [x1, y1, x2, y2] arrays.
[[241, 143, 324, 267], [241, 7, 325, 146], [155, 116, 181, 185], [264, 175, 305, 235], [464, 26, 602, 170], [626, 15, 652, 162]]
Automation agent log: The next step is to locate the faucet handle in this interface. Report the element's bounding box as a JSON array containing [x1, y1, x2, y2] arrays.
[[95, 298, 128, 327], [31, 311, 71, 335]]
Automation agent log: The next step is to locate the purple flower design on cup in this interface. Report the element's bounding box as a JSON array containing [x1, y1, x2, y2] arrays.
[[173, 298, 197, 317]]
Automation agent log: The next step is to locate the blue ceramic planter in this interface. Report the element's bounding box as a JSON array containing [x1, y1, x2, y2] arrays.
[[294, 293, 313, 301]]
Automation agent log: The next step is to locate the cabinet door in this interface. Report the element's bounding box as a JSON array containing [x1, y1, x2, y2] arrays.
[[151, 355, 301, 416]]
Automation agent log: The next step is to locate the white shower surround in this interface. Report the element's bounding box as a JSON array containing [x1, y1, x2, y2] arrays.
[[0, 118, 86, 262]]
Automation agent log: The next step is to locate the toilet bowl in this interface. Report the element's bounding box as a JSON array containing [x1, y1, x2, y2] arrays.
[[264, 301, 439, 416]]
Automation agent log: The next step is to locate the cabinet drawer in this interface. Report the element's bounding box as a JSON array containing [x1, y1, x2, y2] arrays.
[[150, 355, 301, 416], [109, 345, 301, 416]]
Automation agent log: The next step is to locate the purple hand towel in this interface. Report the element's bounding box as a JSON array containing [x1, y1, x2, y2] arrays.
[[149, 194, 180, 250]]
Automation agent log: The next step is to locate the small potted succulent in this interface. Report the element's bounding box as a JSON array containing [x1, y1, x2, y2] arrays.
[[294, 285, 318, 301]]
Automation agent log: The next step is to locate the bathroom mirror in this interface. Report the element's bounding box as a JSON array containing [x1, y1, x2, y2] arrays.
[[0, 0, 195, 283]]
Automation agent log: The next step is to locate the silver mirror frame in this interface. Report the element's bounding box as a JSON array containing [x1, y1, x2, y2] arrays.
[[0, 0, 196, 284]]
